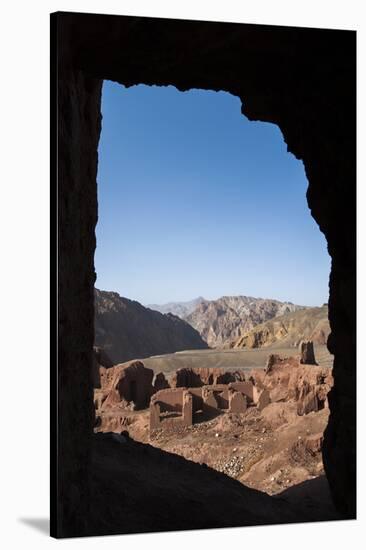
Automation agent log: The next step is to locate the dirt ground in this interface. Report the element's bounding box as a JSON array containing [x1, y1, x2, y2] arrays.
[[90, 433, 339, 536], [95, 344, 333, 496], [96, 399, 328, 496]]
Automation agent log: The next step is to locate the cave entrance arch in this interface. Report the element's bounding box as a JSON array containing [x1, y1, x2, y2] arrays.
[[53, 11, 356, 537]]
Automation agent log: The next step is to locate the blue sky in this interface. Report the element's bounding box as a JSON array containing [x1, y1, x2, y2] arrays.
[[95, 81, 330, 307]]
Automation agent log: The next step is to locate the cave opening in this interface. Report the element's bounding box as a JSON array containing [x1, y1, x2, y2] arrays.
[[53, 12, 356, 537], [93, 79, 333, 498]]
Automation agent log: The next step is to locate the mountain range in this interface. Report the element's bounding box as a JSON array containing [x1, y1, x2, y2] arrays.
[[94, 289, 208, 364], [149, 295, 305, 348], [229, 305, 330, 349], [95, 289, 328, 364]]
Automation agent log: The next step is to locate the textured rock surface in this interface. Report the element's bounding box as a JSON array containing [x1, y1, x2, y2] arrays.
[[249, 355, 333, 410], [232, 305, 330, 349], [53, 12, 355, 536], [185, 295, 304, 348], [53, 16, 103, 536], [98, 360, 154, 411], [94, 288, 208, 364]]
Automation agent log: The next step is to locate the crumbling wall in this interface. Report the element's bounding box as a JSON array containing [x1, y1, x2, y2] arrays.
[[150, 389, 193, 430], [229, 390, 247, 413], [229, 381, 255, 403], [172, 367, 246, 388]]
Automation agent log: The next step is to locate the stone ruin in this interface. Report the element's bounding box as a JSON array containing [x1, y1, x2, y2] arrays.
[[149, 378, 269, 432], [93, 349, 332, 436], [171, 367, 246, 388], [93, 358, 270, 432]]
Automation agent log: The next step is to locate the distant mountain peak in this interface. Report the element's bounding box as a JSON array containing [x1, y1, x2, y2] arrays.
[[147, 297, 206, 318]]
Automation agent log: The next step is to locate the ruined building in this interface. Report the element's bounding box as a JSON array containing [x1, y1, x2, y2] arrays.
[[149, 380, 269, 432]]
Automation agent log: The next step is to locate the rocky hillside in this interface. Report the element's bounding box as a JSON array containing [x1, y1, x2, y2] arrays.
[[185, 296, 305, 348], [147, 297, 205, 318], [230, 305, 330, 349], [94, 289, 208, 364]]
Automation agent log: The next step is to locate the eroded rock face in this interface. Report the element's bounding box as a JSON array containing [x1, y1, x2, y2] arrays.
[[98, 360, 154, 411], [250, 355, 332, 414], [55, 12, 355, 534]]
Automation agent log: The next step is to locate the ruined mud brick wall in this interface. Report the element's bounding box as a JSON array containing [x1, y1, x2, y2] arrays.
[[150, 389, 193, 430], [229, 390, 247, 413], [54, 13, 355, 534], [172, 367, 245, 388], [229, 381, 256, 403], [203, 384, 229, 409], [153, 387, 185, 412]]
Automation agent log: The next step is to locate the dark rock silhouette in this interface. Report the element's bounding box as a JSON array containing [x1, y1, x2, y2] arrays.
[[299, 340, 318, 365], [88, 433, 339, 536]]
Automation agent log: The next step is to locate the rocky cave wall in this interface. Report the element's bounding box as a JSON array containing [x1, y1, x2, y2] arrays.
[[53, 12, 356, 536]]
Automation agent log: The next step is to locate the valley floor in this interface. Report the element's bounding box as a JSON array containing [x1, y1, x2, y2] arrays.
[[97, 401, 328, 496], [142, 344, 333, 379], [96, 344, 333, 497]]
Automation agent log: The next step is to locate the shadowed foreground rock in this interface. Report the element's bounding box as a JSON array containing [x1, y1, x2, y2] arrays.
[[88, 433, 339, 536]]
